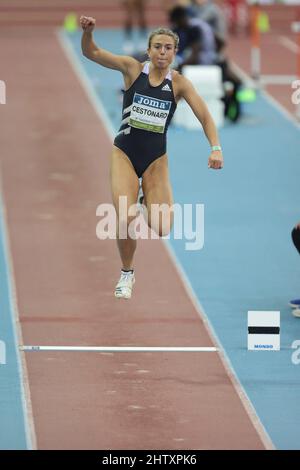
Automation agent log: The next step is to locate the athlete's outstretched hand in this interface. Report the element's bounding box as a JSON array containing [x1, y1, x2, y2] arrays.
[[80, 16, 96, 32], [208, 151, 223, 170]]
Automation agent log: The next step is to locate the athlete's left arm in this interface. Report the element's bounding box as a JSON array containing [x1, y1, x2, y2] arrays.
[[177, 75, 223, 170]]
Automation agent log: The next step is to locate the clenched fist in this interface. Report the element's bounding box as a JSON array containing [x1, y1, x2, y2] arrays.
[[208, 151, 223, 170], [80, 16, 96, 32]]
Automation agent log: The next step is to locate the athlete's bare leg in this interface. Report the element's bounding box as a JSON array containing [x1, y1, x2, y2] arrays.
[[123, 0, 134, 39], [141, 154, 174, 237], [110, 146, 140, 270], [123, 0, 147, 34], [135, 0, 147, 34]]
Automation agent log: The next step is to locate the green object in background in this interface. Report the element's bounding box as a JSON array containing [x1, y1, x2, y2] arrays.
[[258, 12, 270, 33], [64, 13, 78, 33], [237, 88, 257, 103]]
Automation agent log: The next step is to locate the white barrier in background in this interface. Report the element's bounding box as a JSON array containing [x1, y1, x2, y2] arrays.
[[173, 65, 224, 129]]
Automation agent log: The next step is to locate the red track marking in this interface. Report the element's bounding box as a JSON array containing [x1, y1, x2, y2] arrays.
[[0, 19, 271, 451]]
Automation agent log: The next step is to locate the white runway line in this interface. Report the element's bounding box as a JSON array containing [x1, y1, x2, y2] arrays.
[[21, 346, 218, 352]]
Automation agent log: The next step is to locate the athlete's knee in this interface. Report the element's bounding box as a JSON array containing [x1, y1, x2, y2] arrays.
[[151, 222, 172, 237], [158, 222, 172, 237], [117, 214, 138, 238], [148, 205, 174, 237]]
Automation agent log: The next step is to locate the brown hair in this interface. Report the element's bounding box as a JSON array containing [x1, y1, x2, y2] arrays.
[[148, 28, 179, 50]]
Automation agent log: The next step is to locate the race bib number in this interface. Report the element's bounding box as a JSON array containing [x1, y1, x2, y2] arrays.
[[129, 93, 172, 133]]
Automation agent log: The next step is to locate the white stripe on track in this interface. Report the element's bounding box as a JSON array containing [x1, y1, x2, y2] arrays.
[[21, 346, 218, 352], [278, 36, 300, 55], [0, 175, 37, 450]]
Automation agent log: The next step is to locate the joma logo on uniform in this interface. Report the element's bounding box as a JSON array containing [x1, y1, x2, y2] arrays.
[[135, 93, 170, 110]]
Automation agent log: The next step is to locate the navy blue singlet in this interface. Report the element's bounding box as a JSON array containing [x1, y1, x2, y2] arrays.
[[114, 62, 177, 178]]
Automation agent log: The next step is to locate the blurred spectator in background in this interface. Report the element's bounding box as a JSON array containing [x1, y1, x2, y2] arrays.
[[187, 0, 227, 54], [217, 58, 242, 122], [122, 0, 148, 54], [224, 0, 249, 36], [290, 222, 300, 318], [187, 1, 242, 122], [169, 6, 217, 67], [170, 5, 242, 121]]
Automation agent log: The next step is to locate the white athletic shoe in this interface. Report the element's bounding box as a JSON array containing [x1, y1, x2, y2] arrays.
[[114, 270, 135, 299]]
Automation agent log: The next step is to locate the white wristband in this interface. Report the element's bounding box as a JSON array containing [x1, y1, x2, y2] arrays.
[[211, 145, 222, 152]]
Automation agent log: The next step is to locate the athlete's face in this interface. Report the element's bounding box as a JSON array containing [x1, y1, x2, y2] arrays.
[[148, 35, 177, 69]]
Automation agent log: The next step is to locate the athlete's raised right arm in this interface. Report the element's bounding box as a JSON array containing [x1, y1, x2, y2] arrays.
[[80, 16, 139, 75]]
